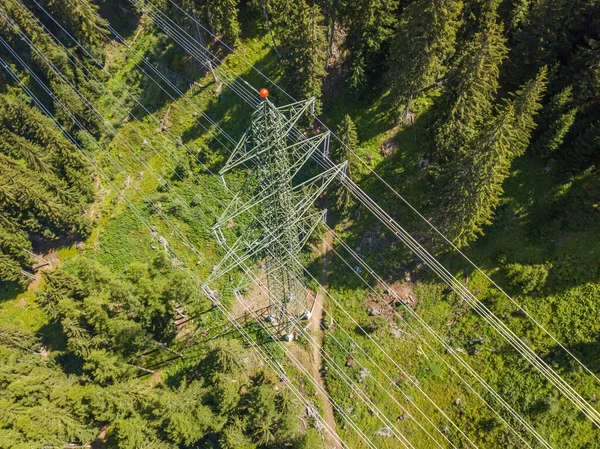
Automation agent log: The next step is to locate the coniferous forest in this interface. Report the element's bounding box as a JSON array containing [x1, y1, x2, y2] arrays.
[[0, 0, 599, 448]]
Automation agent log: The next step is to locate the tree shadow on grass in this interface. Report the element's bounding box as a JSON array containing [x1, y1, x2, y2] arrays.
[[0, 282, 25, 303], [467, 156, 600, 296], [177, 46, 285, 169], [546, 340, 600, 376], [98, 0, 141, 41], [36, 320, 66, 351]]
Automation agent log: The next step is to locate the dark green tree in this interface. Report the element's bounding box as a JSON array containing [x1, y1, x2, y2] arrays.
[[0, 216, 32, 285], [206, 339, 245, 374], [83, 349, 129, 384], [388, 0, 463, 122], [274, 387, 300, 441], [532, 86, 578, 156], [563, 38, 600, 170], [220, 418, 257, 449], [209, 373, 241, 414], [44, 0, 109, 47], [331, 114, 357, 215], [340, 0, 399, 89], [430, 19, 508, 161], [1, 0, 99, 130], [435, 67, 547, 246], [563, 121, 600, 170], [0, 342, 96, 447], [273, 0, 328, 111], [183, 0, 241, 45], [507, 0, 591, 84]]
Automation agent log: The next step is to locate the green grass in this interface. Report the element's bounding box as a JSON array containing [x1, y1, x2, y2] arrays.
[[0, 290, 48, 333]]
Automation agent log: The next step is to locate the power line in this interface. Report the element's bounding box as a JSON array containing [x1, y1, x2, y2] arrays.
[[0, 11, 408, 446], [52, 1, 564, 442], [2, 6, 450, 440], [155, 0, 600, 399], [8, 1, 592, 444], [133, 0, 600, 429], [0, 52, 352, 449]]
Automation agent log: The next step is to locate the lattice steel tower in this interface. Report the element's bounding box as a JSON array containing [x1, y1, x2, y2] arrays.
[[206, 97, 346, 341]]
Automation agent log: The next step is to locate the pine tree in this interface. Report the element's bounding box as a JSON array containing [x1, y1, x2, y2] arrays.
[[564, 121, 600, 170], [0, 93, 91, 196], [0, 253, 23, 284], [44, 0, 110, 47], [1, 0, 98, 130], [273, 0, 328, 111], [0, 216, 32, 284], [388, 0, 463, 122], [532, 86, 578, 156], [435, 67, 547, 246], [331, 114, 357, 215], [430, 19, 508, 161], [247, 384, 277, 444], [83, 349, 129, 384], [504, 0, 531, 33], [0, 93, 92, 284], [206, 339, 245, 374], [340, 0, 400, 89], [220, 418, 257, 449], [316, 0, 341, 64], [575, 38, 600, 113], [185, 0, 241, 45], [0, 344, 97, 447], [0, 153, 89, 239], [210, 373, 241, 413], [506, 0, 600, 89], [559, 35, 600, 170], [274, 388, 299, 441]]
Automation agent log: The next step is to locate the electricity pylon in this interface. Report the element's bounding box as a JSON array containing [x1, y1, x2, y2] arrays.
[[206, 97, 346, 341]]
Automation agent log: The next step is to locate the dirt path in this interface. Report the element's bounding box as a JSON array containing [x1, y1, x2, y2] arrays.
[[308, 229, 343, 449]]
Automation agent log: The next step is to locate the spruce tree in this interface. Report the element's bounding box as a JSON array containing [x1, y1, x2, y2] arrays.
[[1, 0, 98, 130], [564, 121, 600, 170], [532, 86, 578, 156], [0, 93, 92, 200], [0, 345, 97, 447], [273, 0, 328, 111], [331, 114, 357, 215], [559, 35, 600, 170], [185, 0, 241, 45], [340, 0, 400, 89], [388, 0, 463, 123], [430, 19, 508, 162], [575, 38, 600, 113], [220, 419, 257, 449], [44, 0, 109, 47], [0, 216, 32, 285], [435, 67, 547, 246], [506, 0, 600, 89], [0, 253, 24, 284], [263, 0, 297, 30], [498, 0, 531, 34]]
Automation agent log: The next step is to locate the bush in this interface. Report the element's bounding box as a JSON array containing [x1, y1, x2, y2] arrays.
[[505, 263, 551, 294]]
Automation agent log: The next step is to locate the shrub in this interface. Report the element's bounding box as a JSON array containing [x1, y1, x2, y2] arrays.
[[505, 263, 551, 294]]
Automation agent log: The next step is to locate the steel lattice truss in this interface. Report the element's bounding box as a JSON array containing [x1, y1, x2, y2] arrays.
[[206, 98, 346, 340]]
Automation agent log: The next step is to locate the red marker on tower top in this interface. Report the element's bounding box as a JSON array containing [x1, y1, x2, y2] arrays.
[[259, 88, 269, 99]]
